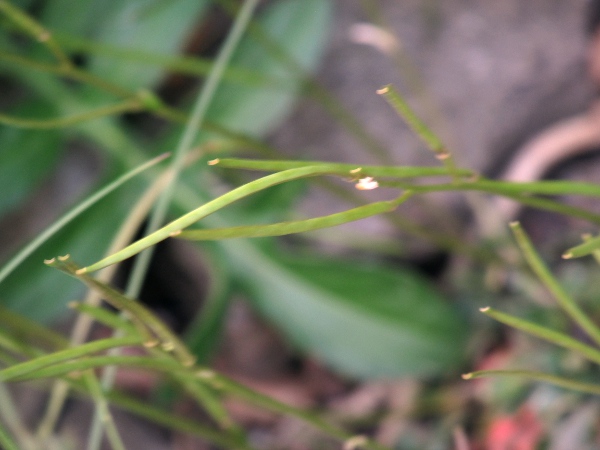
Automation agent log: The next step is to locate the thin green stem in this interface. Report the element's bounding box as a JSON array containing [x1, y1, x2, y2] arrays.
[[79, 165, 343, 273], [217, 0, 391, 163], [213, 157, 472, 178], [86, 5, 260, 447], [510, 222, 600, 347], [0, 99, 141, 129], [35, 152, 200, 439], [386, 180, 600, 225], [0, 0, 71, 68], [124, 0, 260, 297], [102, 390, 254, 450], [83, 373, 126, 450], [0, 335, 144, 382], [0, 382, 36, 450], [202, 371, 391, 450], [377, 84, 459, 177], [463, 369, 600, 396], [563, 234, 600, 259], [47, 258, 195, 366], [54, 31, 289, 90], [176, 194, 410, 240], [480, 307, 600, 365]]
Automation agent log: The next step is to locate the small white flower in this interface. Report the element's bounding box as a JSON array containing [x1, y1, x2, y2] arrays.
[[355, 177, 379, 190]]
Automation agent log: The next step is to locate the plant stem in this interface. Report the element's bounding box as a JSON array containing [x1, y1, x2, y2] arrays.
[[0, 0, 71, 68], [510, 222, 600, 347], [0, 99, 141, 129], [86, 1, 260, 448], [463, 369, 600, 396]]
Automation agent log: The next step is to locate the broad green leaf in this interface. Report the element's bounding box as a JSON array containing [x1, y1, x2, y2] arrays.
[[228, 244, 469, 378], [205, 0, 332, 136], [0, 100, 64, 214], [87, 0, 209, 90]]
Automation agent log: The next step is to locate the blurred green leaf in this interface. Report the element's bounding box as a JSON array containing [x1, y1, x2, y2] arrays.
[[41, 0, 123, 39], [206, 0, 332, 136], [231, 246, 469, 378], [0, 100, 64, 214], [0, 180, 145, 322], [87, 0, 209, 90]]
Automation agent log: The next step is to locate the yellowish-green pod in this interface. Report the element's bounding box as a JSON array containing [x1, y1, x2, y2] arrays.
[[176, 194, 410, 241], [78, 166, 351, 273]]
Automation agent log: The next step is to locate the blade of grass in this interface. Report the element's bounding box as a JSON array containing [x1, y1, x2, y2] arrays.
[[377, 84, 447, 159], [35, 152, 200, 440], [510, 222, 600, 347], [217, 0, 391, 163], [480, 307, 600, 365], [0, 153, 169, 284]]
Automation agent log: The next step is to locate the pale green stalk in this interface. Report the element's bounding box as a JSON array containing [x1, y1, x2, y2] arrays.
[[47, 258, 195, 366], [102, 391, 254, 450], [463, 369, 600, 396], [125, 0, 260, 297], [0, 0, 71, 67], [510, 222, 600, 347], [563, 234, 600, 259], [0, 382, 36, 450], [480, 307, 600, 365], [36, 151, 199, 440], [83, 374, 126, 450], [0, 336, 143, 382], [0, 99, 141, 129], [87, 3, 260, 447], [213, 157, 472, 178], [377, 84, 459, 178], [80, 165, 342, 273], [177, 194, 410, 240]]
